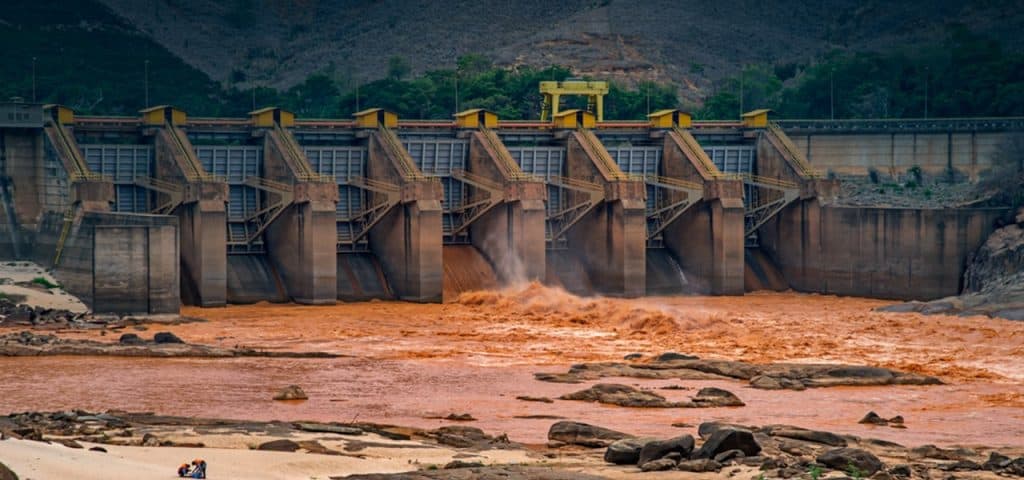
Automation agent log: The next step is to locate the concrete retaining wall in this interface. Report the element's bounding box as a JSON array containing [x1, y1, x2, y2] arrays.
[[760, 203, 1008, 300], [787, 131, 1018, 179]]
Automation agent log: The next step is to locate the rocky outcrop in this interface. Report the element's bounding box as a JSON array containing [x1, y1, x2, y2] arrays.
[[536, 358, 940, 390], [559, 383, 743, 408], [547, 421, 630, 448], [817, 448, 885, 475], [0, 331, 338, 358]]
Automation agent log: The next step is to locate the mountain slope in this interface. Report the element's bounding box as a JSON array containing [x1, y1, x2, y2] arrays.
[[95, 0, 1024, 103]]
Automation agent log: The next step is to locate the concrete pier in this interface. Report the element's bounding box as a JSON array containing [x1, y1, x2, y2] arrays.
[[465, 130, 547, 282], [365, 128, 443, 302], [150, 121, 228, 307], [260, 122, 339, 304], [661, 128, 746, 295], [565, 129, 647, 297]]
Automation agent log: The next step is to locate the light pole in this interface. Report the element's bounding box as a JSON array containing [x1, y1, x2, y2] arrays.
[[144, 60, 150, 108], [31, 57, 37, 102], [829, 68, 835, 120], [739, 66, 745, 116], [923, 67, 929, 119]]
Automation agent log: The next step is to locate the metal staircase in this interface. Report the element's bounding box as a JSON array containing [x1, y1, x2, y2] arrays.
[[546, 176, 604, 245], [447, 169, 505, 236], [133, 177, 184, 215], [337, 177, 401, 246], [643, 175, 703, 241], [765, 122, 822, 179], [739, 174, 800, 244], [576, 129, 633, 181]]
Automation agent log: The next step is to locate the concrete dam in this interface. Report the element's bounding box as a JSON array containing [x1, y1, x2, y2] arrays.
[[0, 102, 1018, 314]]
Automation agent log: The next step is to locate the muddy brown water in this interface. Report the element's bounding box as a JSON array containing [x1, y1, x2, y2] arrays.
[[2, 286, 1023, 447]]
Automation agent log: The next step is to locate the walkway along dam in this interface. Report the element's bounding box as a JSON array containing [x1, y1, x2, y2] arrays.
[[0, 102, 1018, 314]]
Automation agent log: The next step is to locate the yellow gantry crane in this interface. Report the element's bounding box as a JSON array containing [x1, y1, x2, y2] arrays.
[[539, 79, 609, 122]]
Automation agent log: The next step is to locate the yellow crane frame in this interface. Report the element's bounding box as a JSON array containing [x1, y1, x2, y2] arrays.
[[540, 80, 609, 122]]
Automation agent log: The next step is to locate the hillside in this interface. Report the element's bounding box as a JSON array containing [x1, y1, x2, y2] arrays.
[[94, 0, 1024, 104]]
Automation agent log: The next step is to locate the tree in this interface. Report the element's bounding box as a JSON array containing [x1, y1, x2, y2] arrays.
[[387, 56, 411, 81]]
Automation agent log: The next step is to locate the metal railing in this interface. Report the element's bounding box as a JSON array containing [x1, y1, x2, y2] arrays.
[[766, 122, 822, 179]]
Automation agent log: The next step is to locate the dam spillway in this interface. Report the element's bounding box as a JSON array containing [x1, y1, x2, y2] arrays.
[[0, 103, 1016, 314]]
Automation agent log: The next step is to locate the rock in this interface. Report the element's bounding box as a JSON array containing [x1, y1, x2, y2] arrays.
[[677, 458, 723, 472], [429, 426, 492, 448], [118, 333, 145, 345], [888, 464, 912, 477], [697, 422, 752, 440], [713, 449, 745, 463], [937, 460, 982, 471], [640, 458, 678, 472], [817, 448, 884, 476], [655, 352, 699, 362], [515, 396, 553, 403], [604, 437, 652, 465], [272, 385, 308, 401], [443, 460, 485, 469], [983, 452, 1012, 470], [295, 422, 363, 436], [888, 415, 904, 425], [444, 413, 476, 421], [560, 383, 677, 407], [141, 433, 160, 446], [859, 411, 889, 425], [0, 462, 17, 480], [258, 439, 300, 452], [749, 375, 784, 390], [547, 421, 629, 448], [691, 387, 744, 407], [637, 435, 695, 466], [623, 353, 643, 360], [56, 439, 83, 449], [909, 444, 973, 461], [1005, 457, 1024, 476], [766, 426, 847, 447], [152, 332, 183, 344], [695, 428, 761, 459], [89, 446, 107, 453]]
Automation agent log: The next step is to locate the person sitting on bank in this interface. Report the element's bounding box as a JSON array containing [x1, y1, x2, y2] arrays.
[[189, 459, 207, 479]]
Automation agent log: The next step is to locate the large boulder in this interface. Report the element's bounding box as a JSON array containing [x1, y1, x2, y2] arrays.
[[547, 421, 630, 448], [817, 448, 884, 476], [765, 426, 848, 447], [694, 428, 761, 459], [604, 437, 653, 465], [691, 387, 745, 407], [637, 435, 695, 466], [152, 332, 183, 344], [560, 383, 677, 408]]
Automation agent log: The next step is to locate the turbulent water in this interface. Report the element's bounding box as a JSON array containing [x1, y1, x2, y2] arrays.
[[2, 284, 1023, 446]]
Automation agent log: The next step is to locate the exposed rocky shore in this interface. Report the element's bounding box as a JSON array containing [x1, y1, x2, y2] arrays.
[[2, 410, 1022, 480], [0, 331, 339, 358], [535, 355, 941, 391]]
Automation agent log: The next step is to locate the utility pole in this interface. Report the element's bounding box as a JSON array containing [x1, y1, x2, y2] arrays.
[[739, 66, 744, 116], [454, 71, 460, 115], [646, 83, 651, 116], [355, 83, 360, 112], [829, 68, 835, 120], [924, 67, 929, 119], [251, 84, 256, 110], [144, 60, 150, 108], [31, 57, 37, 102]]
